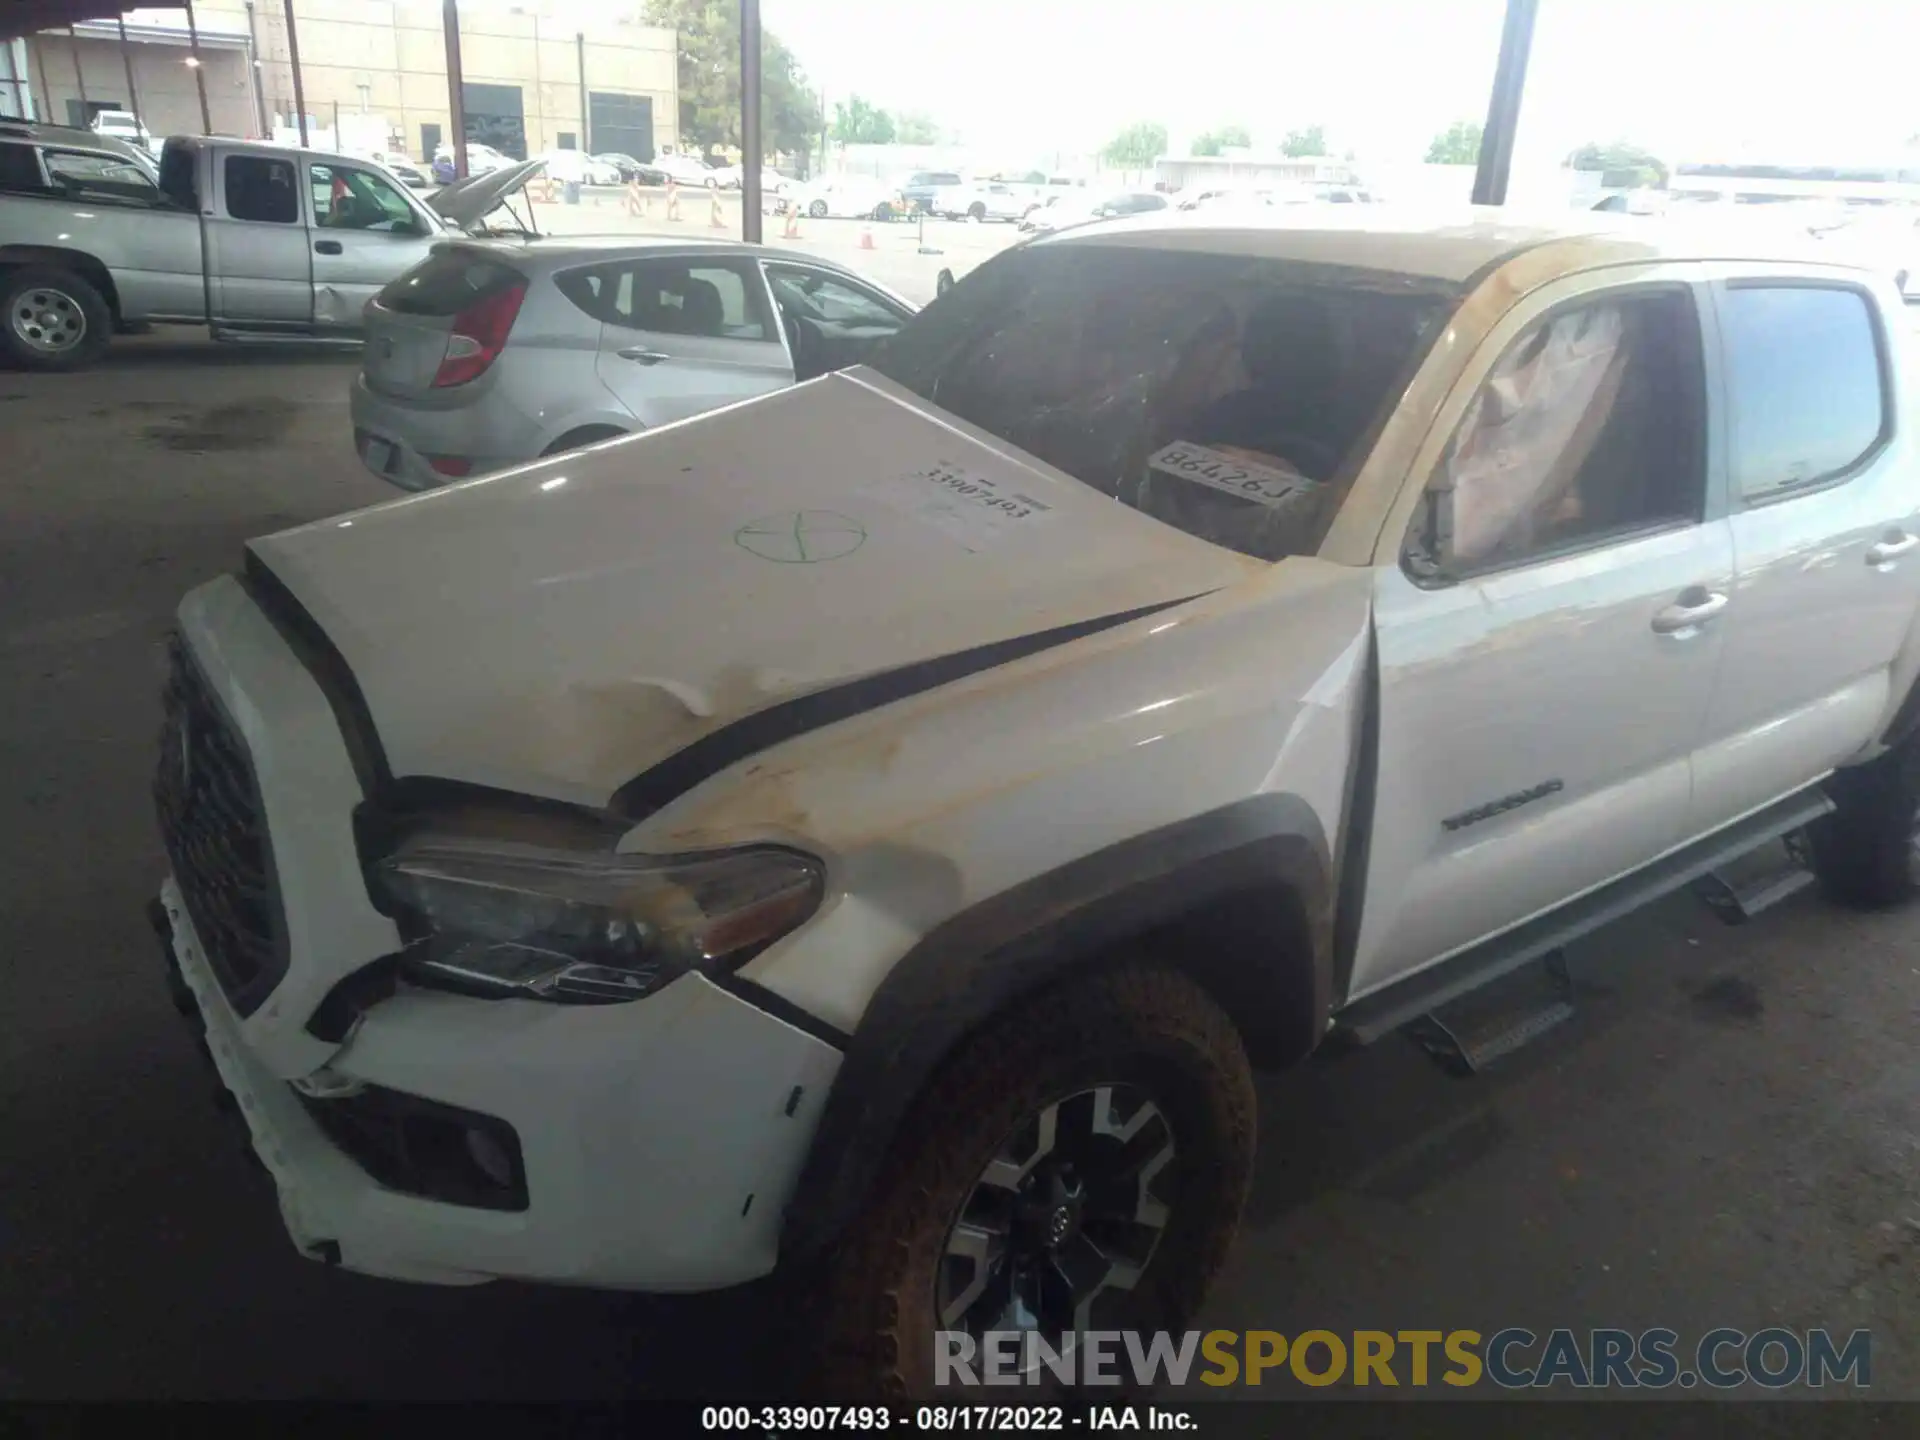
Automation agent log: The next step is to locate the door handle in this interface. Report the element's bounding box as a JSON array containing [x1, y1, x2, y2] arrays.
[[1651, 587, 1729, 636], [314, 240, 343, 255], [1867, 531, 1919, 567], [617, 347, 670, 365]]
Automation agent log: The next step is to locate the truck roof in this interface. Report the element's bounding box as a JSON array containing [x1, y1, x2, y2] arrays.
[[1036, 204, 1870, 285]]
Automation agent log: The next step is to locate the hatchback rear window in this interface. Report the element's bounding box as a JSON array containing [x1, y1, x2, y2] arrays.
[[379, 250, 525, 316]]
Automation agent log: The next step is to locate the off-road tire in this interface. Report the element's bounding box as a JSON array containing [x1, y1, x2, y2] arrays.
[[804, 964, 1255, 1400], [1, 265, 112, 371], [1809, 732, 1920, 908]]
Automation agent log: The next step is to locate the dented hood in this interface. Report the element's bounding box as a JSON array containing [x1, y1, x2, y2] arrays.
[[247, 371, 1261, 809]]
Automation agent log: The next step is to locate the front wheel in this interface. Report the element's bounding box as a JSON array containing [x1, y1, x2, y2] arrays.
[[809, 199, 829, 219], [1809, 730, 1920, 907], [810, 965, 1255, 1398], [968, 201, 987, 222], [1, 265, 112, 371]]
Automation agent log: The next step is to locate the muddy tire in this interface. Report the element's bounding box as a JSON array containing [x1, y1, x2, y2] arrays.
[[1809, 733, 1920, 908], [1, 266, 112, 371], [806, 964, 1255, 1399]]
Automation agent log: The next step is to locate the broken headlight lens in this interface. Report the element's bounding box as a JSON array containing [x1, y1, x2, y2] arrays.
[[374, 837, 824, 1003]]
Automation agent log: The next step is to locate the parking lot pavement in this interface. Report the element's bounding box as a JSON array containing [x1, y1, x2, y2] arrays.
[[2, 342, 1918, 1400], [529, 188, 1026, 305]]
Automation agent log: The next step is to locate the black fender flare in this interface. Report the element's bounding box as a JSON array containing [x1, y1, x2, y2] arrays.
[[777, 793, 1334, 1262]]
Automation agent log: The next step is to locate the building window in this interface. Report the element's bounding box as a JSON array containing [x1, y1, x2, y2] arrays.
[[558, 132, 577, 150]]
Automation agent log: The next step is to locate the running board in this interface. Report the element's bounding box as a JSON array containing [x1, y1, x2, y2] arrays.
[[209, 326, 362, 347], [1692, 837, 1818, 925], [1406, 950, 1576, 1076], [1334, 786, 1833, 1047]]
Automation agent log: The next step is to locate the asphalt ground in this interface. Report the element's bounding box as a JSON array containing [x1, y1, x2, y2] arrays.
[[1, 331, 1915, 1405]]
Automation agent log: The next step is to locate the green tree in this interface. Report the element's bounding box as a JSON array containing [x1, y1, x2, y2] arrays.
[[895, 111, 940, 145], [1104, 120, 1168, 170], [1191, 123, 1250, 157], [1567, 140, 1669, 187], [1281, 124, 1326, 157], [644, 0, 822, 159], [831, 95, 896, 144], [1426, 120, 1483, 165]]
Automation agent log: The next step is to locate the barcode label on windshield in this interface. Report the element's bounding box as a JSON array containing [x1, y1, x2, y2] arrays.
[[1149, 442, 1315, 508]]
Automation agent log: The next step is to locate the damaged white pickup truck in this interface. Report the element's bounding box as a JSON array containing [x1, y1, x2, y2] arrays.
[[151, 209, 1920, 1395]]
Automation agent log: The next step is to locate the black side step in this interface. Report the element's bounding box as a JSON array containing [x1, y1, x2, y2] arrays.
[[1334, 786, 1834, 1047], [1693, 831, 1817, 925], [1407, 950, 1576, 1075]]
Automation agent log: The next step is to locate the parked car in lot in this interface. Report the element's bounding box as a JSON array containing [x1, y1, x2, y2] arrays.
[[350, 237, 916, 487], [152, 209, 1920, 1396], [364, 151, 432, 188], [592, 152, 654, 182], [654, 151, 721, 188], [0, 125, 534, 369], [711, 163, 792, 195], [787, 174, 903, 221], [433, 140, 516, 176], [1019, 187, 1168, 232], [89, 108, 158, 155], [930, 179, 1026, 222], [898, 169, 962, 213], [535, 149, 623, 186]]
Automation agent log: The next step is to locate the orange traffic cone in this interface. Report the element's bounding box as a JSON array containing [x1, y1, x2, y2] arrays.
[[665, 178, 680, 222], [782, 204, 801, 240], [710, 188, 726, 228], [859, 223, 876, 250]]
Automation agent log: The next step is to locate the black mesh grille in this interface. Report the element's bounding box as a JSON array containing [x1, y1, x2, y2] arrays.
[[296, 1086, 529, 1211], [154, 635, 287, 1016]]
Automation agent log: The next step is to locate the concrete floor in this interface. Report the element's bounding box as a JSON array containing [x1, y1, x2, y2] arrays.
[[1, 339, 1916, 1401]]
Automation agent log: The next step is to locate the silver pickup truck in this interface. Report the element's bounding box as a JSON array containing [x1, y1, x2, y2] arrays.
[[0, 121, 536, 370]]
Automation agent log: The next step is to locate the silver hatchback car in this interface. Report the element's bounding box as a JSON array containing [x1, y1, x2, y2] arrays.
[[350, 236, 918, 490]]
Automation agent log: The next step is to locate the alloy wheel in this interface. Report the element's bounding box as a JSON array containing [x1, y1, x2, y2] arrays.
[[936, 1084, 1177, 1353]]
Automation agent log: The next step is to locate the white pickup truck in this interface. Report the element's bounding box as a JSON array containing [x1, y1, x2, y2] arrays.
[[932, 179, 1029, 222], [0, 122, 536, 370], [150, 210, 1920, 1396]]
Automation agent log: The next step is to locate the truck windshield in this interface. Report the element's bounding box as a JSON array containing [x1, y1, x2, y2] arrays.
[[866, 246, 1456, 561]]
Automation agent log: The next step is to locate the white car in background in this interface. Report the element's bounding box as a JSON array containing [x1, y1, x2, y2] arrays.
[[789, 175, 903, 221], [654, 152, 721, 188], [713, 164, 792, 195], [435, 141, 515, 176], [536, 149, 623, 186], [1020, 189, 1169, 233], [930, 180, 1026, 222], [89, 108, 158, 155]]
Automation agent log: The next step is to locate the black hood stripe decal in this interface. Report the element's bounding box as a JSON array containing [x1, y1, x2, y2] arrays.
[[609, 592, 1208, 818]]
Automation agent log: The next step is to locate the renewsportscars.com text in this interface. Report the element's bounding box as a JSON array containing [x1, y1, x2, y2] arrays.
[[935, 1327, 1872, 1390]]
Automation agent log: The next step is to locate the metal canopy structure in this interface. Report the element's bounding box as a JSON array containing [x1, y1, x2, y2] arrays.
[[7, 0, 1541, 234]]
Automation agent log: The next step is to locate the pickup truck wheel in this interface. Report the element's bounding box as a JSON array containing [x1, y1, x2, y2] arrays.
[[809, 964, 1254, 1398], [1809, 735, 1920, 908], [2, 267, 111, 371]]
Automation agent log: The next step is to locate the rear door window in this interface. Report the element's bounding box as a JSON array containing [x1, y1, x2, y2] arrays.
[[224, 155, 299, 224], [1717, 283, 1888, 500], [558, 258, 774, 341]]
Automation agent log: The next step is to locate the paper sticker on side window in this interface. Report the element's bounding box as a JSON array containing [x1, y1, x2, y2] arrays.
[[860, 460, 1059, 553], [1148, 442, 1316, 508]]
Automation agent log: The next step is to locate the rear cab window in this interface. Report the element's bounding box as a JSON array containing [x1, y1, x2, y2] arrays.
[[0, 141, 46, 192], [867, 245, 1456, 561], [1716, 282, 1889, 501]]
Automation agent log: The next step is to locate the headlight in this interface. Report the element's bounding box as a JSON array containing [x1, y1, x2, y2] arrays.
[[374, 837, 823, 1004]]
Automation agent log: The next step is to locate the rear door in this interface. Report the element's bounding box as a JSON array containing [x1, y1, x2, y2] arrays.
[[1688, 270, 1920, 830], [561, 255, 792, 426], [304, 159, 440, 328], [205, 150, 311, 324]]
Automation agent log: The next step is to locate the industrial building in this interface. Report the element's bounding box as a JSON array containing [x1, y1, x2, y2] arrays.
[[3, 1, 679, 162]]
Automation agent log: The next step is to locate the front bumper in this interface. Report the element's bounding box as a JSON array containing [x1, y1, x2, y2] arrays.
[[154, 877, 843, 1290]]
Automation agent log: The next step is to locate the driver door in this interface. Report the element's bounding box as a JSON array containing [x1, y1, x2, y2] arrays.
[[762, 263, 913, 381], [305, 161, 438, 329]]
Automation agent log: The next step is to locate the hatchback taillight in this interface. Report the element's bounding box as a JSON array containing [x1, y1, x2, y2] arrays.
[[432, 281, 527, 388]]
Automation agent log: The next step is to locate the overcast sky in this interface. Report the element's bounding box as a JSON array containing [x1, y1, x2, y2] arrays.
[[756, 0, 1920, 167]]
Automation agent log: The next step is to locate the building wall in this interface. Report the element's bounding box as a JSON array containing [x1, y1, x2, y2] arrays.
[[21, 32, 256, 138], [196, 0, 677, 160]]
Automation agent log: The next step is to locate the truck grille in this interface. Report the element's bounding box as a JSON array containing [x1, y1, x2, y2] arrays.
[[154, 635, 287, 1016]]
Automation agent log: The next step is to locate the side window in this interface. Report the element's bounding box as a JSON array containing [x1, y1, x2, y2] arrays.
[[0, 141, 46, 192], [1718, 284, 1886, 500], [1407, 289, 1706, 577], [557, 259, 773, 340], [41, 149, 162, 207], [765, 265, 908, 333], [309, 163, 416, 232], [224, 155, 299, 224]]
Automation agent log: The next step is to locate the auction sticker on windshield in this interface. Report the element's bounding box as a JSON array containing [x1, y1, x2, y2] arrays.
[[1149, 442, 1316, 508], [860, 460, 1059, 553]]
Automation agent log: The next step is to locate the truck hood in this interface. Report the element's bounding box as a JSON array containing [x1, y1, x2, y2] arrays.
[[248, 371, 1262, 810]]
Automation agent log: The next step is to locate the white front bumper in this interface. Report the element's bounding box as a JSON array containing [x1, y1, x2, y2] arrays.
[[159, 877, 843, 1290]]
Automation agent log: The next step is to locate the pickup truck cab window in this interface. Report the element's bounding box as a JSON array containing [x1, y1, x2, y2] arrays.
[[224, 155, 298, 224], [1406, 288, 1707, 578], [0, 140, 44, 192], [1718, 283, 1888, 501], [866, 245, 1452, 561], [40, 148, 165, 208], [309, 163, 417, 233]]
